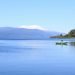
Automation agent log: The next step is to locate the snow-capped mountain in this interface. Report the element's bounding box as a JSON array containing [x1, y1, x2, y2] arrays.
[[18, 25, 48, 31], [0, 26, 61, 40]]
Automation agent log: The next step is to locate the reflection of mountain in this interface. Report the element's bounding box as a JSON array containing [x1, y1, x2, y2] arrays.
[[0, 27, 60, 40]]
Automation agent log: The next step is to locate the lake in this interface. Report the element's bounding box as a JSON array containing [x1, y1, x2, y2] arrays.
[[0, 39, 75, 75]]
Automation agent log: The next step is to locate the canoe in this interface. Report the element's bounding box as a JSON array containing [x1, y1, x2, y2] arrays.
[[56, 42, 67, 45]]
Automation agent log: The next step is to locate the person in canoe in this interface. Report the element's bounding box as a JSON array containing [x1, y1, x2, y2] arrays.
[[56, 40, 68, 45]]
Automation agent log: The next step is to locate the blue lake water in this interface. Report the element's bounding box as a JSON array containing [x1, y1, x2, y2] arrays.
[[0, 40, 75, 75]]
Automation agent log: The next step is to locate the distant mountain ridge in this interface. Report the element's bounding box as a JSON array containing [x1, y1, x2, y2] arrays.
[[0, 27, 61, 40]]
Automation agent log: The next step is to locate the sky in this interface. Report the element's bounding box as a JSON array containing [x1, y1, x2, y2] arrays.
[[0, 0, 75, 33]]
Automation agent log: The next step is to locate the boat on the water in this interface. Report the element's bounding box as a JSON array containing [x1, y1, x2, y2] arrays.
[[56, 40, 68, 45], [56, 42, 67, 45]]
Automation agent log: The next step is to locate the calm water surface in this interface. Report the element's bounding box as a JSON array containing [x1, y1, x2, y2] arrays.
[[0, 40, 75, 75]]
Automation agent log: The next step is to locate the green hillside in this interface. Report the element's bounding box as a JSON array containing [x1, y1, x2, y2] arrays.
[[50, 29, 75, 38]]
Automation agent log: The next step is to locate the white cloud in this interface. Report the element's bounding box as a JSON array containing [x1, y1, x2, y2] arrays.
[[18, 25, 48, 31]]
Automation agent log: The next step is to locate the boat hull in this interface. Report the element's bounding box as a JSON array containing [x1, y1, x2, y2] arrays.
[[56, 42, 67, 45]]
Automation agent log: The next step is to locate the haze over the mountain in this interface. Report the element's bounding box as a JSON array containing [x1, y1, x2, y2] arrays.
[[0, 26, 61, 40]]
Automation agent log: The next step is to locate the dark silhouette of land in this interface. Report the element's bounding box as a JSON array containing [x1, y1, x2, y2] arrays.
[[50, 29, 75, 38]]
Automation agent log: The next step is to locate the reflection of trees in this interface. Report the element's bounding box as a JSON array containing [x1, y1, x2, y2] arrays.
[[70, 42, 75, 46]]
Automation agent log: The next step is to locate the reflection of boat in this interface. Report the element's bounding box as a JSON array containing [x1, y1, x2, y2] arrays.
[[56, 40, 68, 45]]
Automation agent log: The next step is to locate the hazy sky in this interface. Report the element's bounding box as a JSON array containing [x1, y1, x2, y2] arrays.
[[0, 0, 75, 33]]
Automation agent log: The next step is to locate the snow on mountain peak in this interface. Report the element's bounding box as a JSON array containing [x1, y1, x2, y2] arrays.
[[18, 25, 48, 31]]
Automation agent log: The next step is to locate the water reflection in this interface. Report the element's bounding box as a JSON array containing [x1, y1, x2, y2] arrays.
[[69, 42, 75, 46], [0, 40, 75, 75], [0, 45, 32, 53]]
